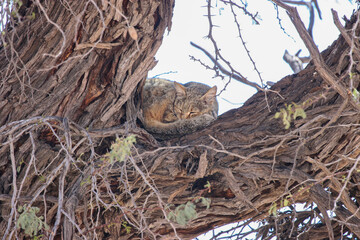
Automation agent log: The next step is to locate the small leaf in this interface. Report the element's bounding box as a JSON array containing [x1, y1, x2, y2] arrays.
[[286, 103, 293, 112], [38, 175, 46, 182], [341, 175, 346, 183], [170, 202, 198, 226], [199, 197, 211, 209], [283, 198, 289, 207], [280, 108, 287, 117], [349, 72, 355, 80], [168, 211, 175, 221], [293, 107, 306, 120], [121, 221, 131, 234], [17, 205, 48, 237], [274, 112, 281, 119], [18, 205, 24, 212], [176, 213, 187, 226], [204, 181, 211, 193], [352, 88, 359, 101], [282, 113, 291, 129], [183, 202, 197, 220], [268, 202, 277, 216]]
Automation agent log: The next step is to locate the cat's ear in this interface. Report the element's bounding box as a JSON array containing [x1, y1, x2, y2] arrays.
[[174, 82, 186, 96], [200, 86, 217, 104]]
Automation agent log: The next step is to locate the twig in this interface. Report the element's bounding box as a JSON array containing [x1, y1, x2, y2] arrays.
[[2, 134, 18, 240], [274, 1, 360, 112], [332, 9, 360, 61], [190, 42, 262, 91]]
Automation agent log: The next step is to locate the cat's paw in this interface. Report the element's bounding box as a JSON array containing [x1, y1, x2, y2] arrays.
[[196, 113, 216, 124]]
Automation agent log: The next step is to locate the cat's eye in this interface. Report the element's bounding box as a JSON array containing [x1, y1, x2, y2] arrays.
[[188, 112, 198, 118]]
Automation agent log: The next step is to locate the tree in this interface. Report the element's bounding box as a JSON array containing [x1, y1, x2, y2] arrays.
[[0, 0, 359, 239]]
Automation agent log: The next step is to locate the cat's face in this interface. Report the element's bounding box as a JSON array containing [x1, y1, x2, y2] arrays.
[[172, 100, 207, 120], [162, 83, 217, 122]]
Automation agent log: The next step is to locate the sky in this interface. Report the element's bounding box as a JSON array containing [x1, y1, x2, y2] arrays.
[[149, 1, 357, 239], [149, 0, 356, 115]]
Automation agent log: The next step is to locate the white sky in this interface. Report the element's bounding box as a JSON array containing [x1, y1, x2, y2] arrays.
[[149, 0, 356, 115]]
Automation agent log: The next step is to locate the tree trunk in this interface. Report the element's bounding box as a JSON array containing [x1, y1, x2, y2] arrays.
[[0, 0, 174, 238], [1, 1, 360, 239]]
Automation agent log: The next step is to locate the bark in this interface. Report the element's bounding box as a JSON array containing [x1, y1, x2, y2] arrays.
[[1, 1, 360, 240], [0, 0, 173, 239]]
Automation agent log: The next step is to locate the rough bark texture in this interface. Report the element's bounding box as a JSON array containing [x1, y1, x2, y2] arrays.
[[0, 0, 174, 238], [1, 1, 360, 240], [0, 0, 173, 127]]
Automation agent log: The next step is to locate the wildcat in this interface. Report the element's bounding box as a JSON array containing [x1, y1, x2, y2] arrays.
[[141, 78, 218, 139]]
